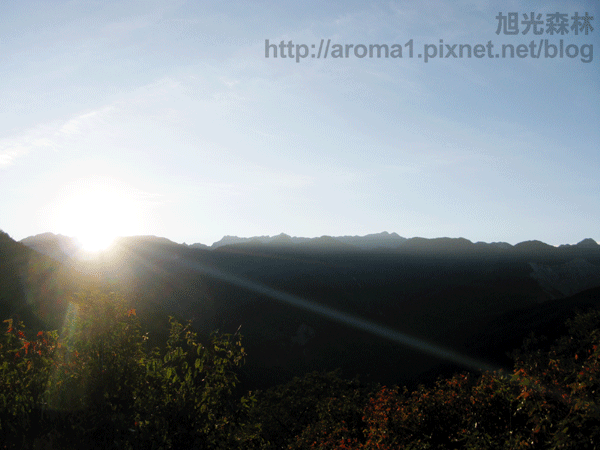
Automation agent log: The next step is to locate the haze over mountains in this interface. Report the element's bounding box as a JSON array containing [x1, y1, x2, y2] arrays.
[[20, 230, 600, 257], [3, 229, 600, 389], [200, 231, 409, 250]]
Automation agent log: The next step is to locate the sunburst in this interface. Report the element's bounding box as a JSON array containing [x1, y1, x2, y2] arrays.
[[51, 176, 142, 252]]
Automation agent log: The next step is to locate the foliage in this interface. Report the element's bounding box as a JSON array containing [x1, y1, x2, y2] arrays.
[[132, 316, 257, 449], [3, 292, 600, 449], [357, 309, 600, 450], [247, 370, 369, 449], [0, 318, 58, 447], [0, 291, 253, 449]]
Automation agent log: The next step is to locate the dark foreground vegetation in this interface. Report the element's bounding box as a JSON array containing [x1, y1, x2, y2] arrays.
[[2, 291, 600, 449]]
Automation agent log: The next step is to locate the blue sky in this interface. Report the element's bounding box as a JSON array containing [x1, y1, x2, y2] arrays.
[[1, 0, 598, 246]]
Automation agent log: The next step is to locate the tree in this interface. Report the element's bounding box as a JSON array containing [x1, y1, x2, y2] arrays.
[[0, 291, 255, 449]]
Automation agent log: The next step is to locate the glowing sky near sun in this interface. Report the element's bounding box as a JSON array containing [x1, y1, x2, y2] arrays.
[[48, 177, 143, 251], [0, 1, 598, 246]]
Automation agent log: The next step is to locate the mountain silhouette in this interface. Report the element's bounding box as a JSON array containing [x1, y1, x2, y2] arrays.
[[4, 230, 600, 388]]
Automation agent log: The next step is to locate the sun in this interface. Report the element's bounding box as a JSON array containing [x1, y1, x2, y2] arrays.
[[51, 176, 143, 253], [76, 224, 118, 253]]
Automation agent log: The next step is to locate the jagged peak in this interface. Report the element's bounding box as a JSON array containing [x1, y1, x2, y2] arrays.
[[577, 238, 599, 248]]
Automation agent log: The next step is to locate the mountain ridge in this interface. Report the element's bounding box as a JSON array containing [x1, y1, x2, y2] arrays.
[[4, 228, 600, 389], [17, 230, 600, 260]]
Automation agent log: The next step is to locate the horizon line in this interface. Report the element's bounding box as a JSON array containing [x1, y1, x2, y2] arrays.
[[8, 229, 599, 249]]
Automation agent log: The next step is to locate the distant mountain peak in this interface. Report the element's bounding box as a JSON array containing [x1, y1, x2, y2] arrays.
[[577, 238, 599, 248], [19, 232, 79, 261], [513, 240, 555, 250]]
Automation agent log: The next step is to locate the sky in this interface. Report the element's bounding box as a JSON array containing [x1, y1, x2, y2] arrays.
[[1, 0, 598, 247]]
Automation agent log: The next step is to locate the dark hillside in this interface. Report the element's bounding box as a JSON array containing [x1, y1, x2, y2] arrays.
[[10, 232, 600, 389]]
